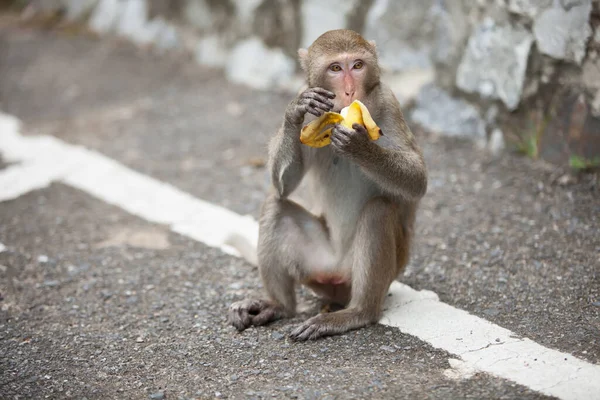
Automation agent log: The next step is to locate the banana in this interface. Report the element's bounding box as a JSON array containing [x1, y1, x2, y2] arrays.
[[299, 100, 382, 148], [299, 112, 343, 148]]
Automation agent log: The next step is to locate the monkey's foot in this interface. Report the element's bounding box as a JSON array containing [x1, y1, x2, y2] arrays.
[[320, 303, 344, 314], [289, 309, 372, 341], [228, 299, 287, 331]]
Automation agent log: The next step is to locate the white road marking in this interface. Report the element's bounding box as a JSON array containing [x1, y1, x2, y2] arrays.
[[1, 112, 599, 399]]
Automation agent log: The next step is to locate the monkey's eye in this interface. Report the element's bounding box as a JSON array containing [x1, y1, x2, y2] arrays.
[[353, 61, 364, 70], [329, 64, 342, 72]]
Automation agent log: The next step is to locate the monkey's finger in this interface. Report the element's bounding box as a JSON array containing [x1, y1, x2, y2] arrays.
[[306, 99, 333, 113], [330, 135, 349, 153], [302, 92, 335, 108], [351, 123, 368, 135], [306, 106, 324, 118], [331, 126, 352, 143], [251, 307, 276, 326], [228, 310, 252, 331], [310, 87, 336, 99]]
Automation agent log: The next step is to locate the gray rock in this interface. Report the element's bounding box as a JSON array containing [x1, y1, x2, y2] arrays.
[[148, 18, 179, 51], [226, 37, 295, 90], [253, 0, 301, 57], [508, 0, 553, 18], [533, 1, 592, 64], [410, 84, 486, 139], [183, 0, 213, 31], [430, 1, 471, 66], [456, 18, 533, 110], [195, 35, 228, 68], [488, 128, 506, 157], [149, 392, 165, 400], [364, 0, 434, 71], [63, 0, 99, 21], [231, 0, 262, 35], [117, 0, 154, 45], [89, 0, 125, 34], [365, 0, 469, 71], [300, 0, 358, 48]]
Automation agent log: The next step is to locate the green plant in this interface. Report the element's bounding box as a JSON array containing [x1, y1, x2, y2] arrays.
[[569, 155, 600, 171], [516, 134, 539, 159]]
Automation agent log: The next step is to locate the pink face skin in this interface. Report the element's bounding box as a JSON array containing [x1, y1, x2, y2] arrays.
[[324, 53, 368, 111]]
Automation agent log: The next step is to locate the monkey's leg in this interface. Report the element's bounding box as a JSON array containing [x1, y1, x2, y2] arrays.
[[290, 197, 404, 341], [228, 194, 336, 331]]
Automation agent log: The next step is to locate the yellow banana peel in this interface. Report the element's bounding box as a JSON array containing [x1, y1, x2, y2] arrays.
[[300, 100, 382, 148]]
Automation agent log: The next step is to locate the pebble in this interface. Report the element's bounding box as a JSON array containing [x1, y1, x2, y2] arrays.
[[43, 280, 60, 287], [483, 308, 501, 317], [592, 301, 600, 307], [37, 255, 49, 263], [379, 345, 396, 353], [149, 392, 165, 400], [271, 332, 285, 340]]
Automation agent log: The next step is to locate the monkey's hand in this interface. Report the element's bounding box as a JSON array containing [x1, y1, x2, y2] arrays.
[[228, 299, 288, 331], [330, 123, 372, 158], [285, 87, 336, 125]]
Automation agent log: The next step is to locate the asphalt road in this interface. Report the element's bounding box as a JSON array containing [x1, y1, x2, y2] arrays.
[[0, 19, 599, 400]]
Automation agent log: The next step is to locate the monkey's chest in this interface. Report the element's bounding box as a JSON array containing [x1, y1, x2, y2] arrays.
[[307, 156, 378, 251]]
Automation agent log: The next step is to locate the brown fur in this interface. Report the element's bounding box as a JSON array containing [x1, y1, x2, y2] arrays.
[[228, 29, 427, 340], [299, 29, 380, 93]]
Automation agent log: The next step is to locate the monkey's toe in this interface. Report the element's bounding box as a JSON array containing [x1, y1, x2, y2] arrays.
[[228, 299, 284, 331], [290, 315, 337, 341]]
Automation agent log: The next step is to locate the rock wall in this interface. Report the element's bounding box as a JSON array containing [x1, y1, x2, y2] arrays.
[[19, 0, 600, 165]]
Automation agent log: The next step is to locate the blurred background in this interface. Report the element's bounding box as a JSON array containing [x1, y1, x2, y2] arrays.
[[2, 0, 599, 168]]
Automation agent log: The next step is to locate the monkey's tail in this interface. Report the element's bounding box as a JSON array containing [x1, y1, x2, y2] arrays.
[[224, 232, 258, 266]]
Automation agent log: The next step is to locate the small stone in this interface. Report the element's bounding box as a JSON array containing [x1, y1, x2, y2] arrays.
[[379, 345, 396, 353], [557, 174, 575, 186], [136, 336, 145, 343], [592, 301, 600, 307], [43, 280, 60, 288], [495, 338, 501, 342], [271, 332, 285, 340], [483, 308, 501, 317], [149, 392, 165, 400], [38, 255, 49, 263]]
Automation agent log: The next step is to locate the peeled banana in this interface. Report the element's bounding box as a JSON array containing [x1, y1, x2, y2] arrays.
[[300, 100, 382, 148]]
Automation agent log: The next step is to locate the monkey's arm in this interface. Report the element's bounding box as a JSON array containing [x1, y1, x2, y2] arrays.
[[331, 107, 427, 202], [270, 87, 335, 198], [268, 121, 306, 198], [359, 129, 428, 202]]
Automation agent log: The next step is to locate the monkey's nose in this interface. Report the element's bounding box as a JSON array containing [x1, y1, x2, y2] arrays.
[[345, 91, 355, 98]]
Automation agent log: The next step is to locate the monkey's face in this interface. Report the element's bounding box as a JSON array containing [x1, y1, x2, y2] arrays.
[[320, 53, 369, 111]]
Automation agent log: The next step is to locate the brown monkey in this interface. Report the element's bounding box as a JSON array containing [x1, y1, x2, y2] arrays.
[[228, 29, 427, 341]]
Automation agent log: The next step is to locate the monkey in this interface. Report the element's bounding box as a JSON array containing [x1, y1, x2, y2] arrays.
[[228, 29, 427, 341]]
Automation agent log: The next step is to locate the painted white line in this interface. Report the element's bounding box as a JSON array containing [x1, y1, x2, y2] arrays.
[[1, 112, 599, 399]]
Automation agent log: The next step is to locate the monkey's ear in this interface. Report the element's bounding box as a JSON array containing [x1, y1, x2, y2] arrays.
[[298, 48, 309, 71], [368, 40, 377, 49]]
